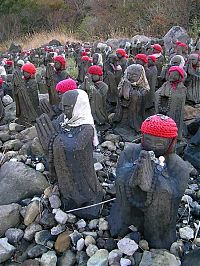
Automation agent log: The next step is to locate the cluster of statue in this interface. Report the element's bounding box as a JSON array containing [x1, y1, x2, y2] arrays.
[[0, 31, 199, 249]]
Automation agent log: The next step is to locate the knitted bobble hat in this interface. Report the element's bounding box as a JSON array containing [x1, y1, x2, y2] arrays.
[[88, 65, 103, 76], [56, 78, 77, 93]]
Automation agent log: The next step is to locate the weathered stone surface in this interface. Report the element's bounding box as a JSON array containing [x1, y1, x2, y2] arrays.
[[87, 249, 109, 266], [5, 228, 24, 244], [0, 238, 16, 263], [0, 102, 16, 125], [58, 250, 76, 266], [108, 249, 123, 265], [40, 251, 57, 266], [24, 223, 43, 242], [2, 95, 13, 106], [184, 105, 200, 120], [3, 139, 23, 151], [35, 230, 52, 246], [179, 227, 194, 240], [0, 161, 49, 205], [16, 126, 37, 142], [117, 238, 138, 256], [27, 244, 48, 258], [0, 203, 21, 236], [22, 259, 40, 266], [139, 249, 181, 266], [163, 26, 190, 53]]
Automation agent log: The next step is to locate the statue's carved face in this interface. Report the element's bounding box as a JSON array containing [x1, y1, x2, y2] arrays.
[[171, 57, 181, 66], [92, 54, 99, 65], [189, 55, 198, 66], [142, 134, 172, 157], [126, 65, 142, 83], [91, 74, 100, 82], [54, 61, 61, 70], [23, 71, 31, 79], [168, 70, 181, 82], [61, 90, 78, 119], [148, 58, 154, 67]]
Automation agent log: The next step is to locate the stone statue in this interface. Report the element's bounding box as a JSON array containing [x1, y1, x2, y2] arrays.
[[109, 114, 190, 249], [77, 56, 91, 84], [116, 49, 127, 73], [0, 78, 5, 121], [113, 64, 150, 134], [151, 44, 165, 76], [36, 89, 103, 218], [103, 54, 122, 104], [155, 66, 187, 140], [12, 69, 38, 126], [92, 53, 103, 67], [46, 56, 69, 105], [185, 53, 200, 104], [80, 65, 108, 126]]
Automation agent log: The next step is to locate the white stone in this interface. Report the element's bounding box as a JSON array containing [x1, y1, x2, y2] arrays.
[[98, 218, 109, 231], [181, 195, 193, 205], [87, 249, 109, 266], [53, 209, 68, 224], [88, 219, 99, 230], [94, 162, 103, 171], [0, 238, 16, 263], [120, 258, 131, 266], [85, 235, 96, 247], [117, 238, 138, 256], [76, 219, 86, 229], [8, 123, 18, 132], [179, 226, 194, 240], [86, 244, 99, 257], [36, 163, 45, 172], [108, 249, 123, 265], [101, 141, 116, 151], [2, 95, 13, 106], [76, 238, 85, 251], [40, 251, 57, 266]]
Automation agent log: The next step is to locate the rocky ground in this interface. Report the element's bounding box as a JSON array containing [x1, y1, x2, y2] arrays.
[[0, 95, 199, 266]]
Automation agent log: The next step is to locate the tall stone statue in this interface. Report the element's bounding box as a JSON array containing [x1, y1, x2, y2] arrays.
[[109, 115, 190, 249], [77, 56, 91, 84], [113, 64, 150, 134], [36, 89, 103, 218], [103, 54, 122, 104], [155, 66, 187, 140], [80, 65, 108, 126], [116, 49, 127, 73], [185, 53, 200, 104]]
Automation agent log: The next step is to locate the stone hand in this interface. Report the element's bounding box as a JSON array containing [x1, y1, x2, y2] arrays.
[[129, 150, 154, 192], [36, 113, 56, 154]]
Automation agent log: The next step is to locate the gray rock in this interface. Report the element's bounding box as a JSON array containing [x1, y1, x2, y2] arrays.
[[35, 163, 45, 172], [58, 250, 76, 266], [139, 249, 181, 266], [31, 137, 45, 157], [35, 230, 52, 245], [0, 161, 49, 205], [27, 244, 48, 258], [0, 102, 16, 125], [108, 249, 122, 265], [98, 218, 109, 231], [0, 132, 10, 142], [87, 249, 109, 266], [76, 238, 85, 251], [53, 209, 68, 224], [93, 152, 106, 163], [9, 42, 22, 53], [163, 26, 190, 53], [170, 241, 184, 257], [86, 244, 98, 257], [88, 219, 99, 230], [3, 139, 23, 151], [0, 203, 21, 236], [120, 258, 131, 266], [49, 195, 61, 209], [67, 213, 77, 223], [76, 251, 89, 266], [40, 251, 57, 266], [24, 223, 43, 241], [2, 95, 13, 107], [51, 224, 66, 236], [179, 226, 194, 240], [16, 126, 37, 142], [0, 238, 16, 263], [5, 228, 24, 244], [76, 219, 86, 229], [69, 230, 83, 246], [94, 162, 103, 171], [117, 238, 138, 256], [85, 236, 96, 247], [101, 141, 116, 151], [105, 134, 120, 143]]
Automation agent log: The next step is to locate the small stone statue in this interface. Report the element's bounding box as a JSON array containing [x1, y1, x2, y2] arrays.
[[113, 64, 150, 134], [77, 56, 91, 84], [36, 89, 103, 218], [12, 69, 38, 126], [116, 49, 127, 73], [92, 53, 103, 67], [109, 114, 190, 249], [80, 65, 108, 126], [151, 44, 165, 76], [103, 54, 122, 104], [185, 53, 200, 104], [155, 66, 187, 140]]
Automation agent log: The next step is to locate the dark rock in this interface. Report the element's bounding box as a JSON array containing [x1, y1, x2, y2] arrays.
[[96, 238, 106, 249], [104, 238, 117, 251], [9, 42, 22, 53], [0, 161, 49, 205], [35, 230, 52, 245], [22, 259, 40, 266], [27, 244, 48, 258], [48, 39, 62, 46], [5, 228, 24, 244], [58, 250, 76, 266]]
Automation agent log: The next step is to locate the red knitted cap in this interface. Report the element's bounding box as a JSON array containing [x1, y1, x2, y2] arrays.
[[116, 48, 126, 57], [148, 55, 157, 63], [56, 78, 77, 93], [21, 63, 36, 75], [81, 56, 90, 61], [141, 114, 178, 138], [168, 66, 185, 80], [82, 51, 87, 56], [88, 65, 103, 76], [54, 55, 66, 68], [135, 54, 148, 63], [152, 44, 163, 53], [6, 60, 13, 66], [176, 41, 188, 49]]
